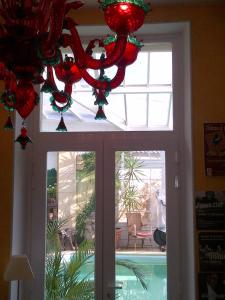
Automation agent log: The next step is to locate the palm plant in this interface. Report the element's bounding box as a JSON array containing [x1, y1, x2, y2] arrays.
[[116, 152, 145, 222], [45, 219, 148, 299], [76, 151, 144, 224], [45, 241, 94, 300], [46, 219, 69, 253]]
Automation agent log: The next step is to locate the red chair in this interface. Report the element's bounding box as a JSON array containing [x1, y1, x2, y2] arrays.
[[126, 212, 152, 249]]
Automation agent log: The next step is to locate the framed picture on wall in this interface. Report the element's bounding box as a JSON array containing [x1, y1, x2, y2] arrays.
[[198, 231, 225, 272], [195, 191, 225, 230], [204, 123, 225, 176]]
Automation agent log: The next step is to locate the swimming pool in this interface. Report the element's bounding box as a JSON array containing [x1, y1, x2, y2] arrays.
[[63, 253, 167, 300], [115, 254, 167, 300]]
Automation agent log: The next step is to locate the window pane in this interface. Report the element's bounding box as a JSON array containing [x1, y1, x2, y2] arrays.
[[125, 52, 148, 85], [40, 44, 173, 132], [45, 151, 96, 299], [126, 94, 147, 127], [149, 52, 172, 85], [148, 93, 172, 128], [105, 93, 126, 123], [115, 151, 167, 300], [75, 78, 92, 92]]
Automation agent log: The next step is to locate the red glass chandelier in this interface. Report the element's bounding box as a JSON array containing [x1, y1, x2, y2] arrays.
[[0, 0, 150, 149]]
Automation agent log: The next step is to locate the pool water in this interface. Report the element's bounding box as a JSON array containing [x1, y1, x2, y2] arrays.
[[64, 253, 167, 300], [115, 254, 167, 300]]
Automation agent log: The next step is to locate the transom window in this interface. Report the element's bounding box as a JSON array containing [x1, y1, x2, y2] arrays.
[[40, 43, 173, 132]]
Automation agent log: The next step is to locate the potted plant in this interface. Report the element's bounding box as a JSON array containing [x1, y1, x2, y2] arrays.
[[115, 152, 144, 248]]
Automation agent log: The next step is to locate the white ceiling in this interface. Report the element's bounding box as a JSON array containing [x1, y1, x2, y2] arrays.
[[83, 0, 223, 7]]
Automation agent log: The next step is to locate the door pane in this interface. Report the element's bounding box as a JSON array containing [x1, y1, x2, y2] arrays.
[[45, 151, 96, 300], [115, 151, 167, 300]]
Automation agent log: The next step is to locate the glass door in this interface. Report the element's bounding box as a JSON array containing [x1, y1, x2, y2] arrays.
[[45, 151, 97, 300], [102, 135, 178, 300], [103, 133, 180, 300], [30, 134, 104, 300], [30, 132, 178, 300], [114, 150, 167, 300]]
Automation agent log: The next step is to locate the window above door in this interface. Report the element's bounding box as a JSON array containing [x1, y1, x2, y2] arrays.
[[40, 43, 173, 132]]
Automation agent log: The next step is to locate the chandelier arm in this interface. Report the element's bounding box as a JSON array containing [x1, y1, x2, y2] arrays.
[[0, 24, 5, 37], [9, 0, 14, 11], [41, 0, 66, 57], [39, 1, 52, 34], [63, 17, 128, 69], [40, 0, 48, 11], [79, 65, 126, 90], [85, 39, 104, 55], [70, 26, 127, 69], [0, 62, 5, 78], [24, 0, 33, 9], [65, 1, 84, 14], [64, 83, 72, 95], [0, 0, 6, 9], [5, 0, 10, 9], [0, 8, 8, 24]]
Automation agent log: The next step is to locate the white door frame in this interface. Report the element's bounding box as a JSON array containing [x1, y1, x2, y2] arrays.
[[10, 21, 195, 300], [102, 132, 180, 299], [28, 131, 180, 300]]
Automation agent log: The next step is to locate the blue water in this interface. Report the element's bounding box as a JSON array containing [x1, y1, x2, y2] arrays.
[[115, 254, 167, 300], [64, 253, 167, 300]]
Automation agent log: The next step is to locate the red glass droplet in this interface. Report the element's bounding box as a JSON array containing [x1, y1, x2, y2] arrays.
[[54, 59, 81, 85], [15, 127, 32, 149], [15, 80, 38, 119]]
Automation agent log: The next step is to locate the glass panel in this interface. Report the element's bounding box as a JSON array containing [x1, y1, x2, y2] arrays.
[[40, 45, 173, 132], [149, 52, 172, 85], [45, 151, 96, 300], [126, 94, 147, 127], [115, 151, 167, 300], [74, 78, 92, 92], [125, 52, 148, 85], [105, 94, 126, 123], [148, 93, 172, 128]]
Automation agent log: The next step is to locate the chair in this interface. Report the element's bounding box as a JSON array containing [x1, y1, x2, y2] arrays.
[[126, 212, 152, 249]]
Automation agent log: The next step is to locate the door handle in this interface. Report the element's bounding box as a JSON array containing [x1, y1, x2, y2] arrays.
[[107, 281, 123, 289], [107, 281, 123, 299]]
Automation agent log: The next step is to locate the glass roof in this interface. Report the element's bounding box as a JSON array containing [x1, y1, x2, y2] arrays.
[[41, 43, 173, 132]]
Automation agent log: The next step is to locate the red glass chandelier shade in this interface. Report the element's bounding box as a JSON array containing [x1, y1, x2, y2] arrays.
[[0, 0, 150, 149], [102, 2, 147, 34], [104, 36, 143, 66]]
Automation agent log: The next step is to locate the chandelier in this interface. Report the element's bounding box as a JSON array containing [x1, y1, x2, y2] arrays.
[[0, 0, 150, 149]]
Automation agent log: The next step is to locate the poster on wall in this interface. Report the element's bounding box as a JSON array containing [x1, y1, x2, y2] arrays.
[[204, 123, 225, 176], [198, 272, 225, 300], [195, 191, 225, 230], [198, 232, 225, 272]]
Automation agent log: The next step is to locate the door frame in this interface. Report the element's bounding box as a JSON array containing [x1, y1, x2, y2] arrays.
[[28, 130, 180, 300], [10, 21, 195, 300], [102, 132, 180, 299]]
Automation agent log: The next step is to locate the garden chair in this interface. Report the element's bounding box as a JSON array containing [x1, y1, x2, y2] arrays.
[[126, 212, 152, 249]]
